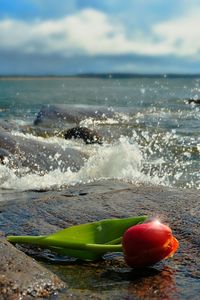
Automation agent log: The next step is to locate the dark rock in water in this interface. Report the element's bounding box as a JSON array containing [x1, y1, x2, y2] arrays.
[[0, 180, 199, 299], [64, 126, 103, 144], [0, 238, 66, 299], [187, 99, 200, 105], [0, 130, 88, 173], [34, 104, 133, 127], [0, 148, 12, 164]]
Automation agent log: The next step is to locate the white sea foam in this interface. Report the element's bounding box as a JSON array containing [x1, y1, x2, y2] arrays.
[[0, 136, 166, 191], [1, 124, 198, 191]]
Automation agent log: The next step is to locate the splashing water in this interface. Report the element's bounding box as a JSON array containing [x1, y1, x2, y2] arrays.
[[1, 119, 200, 191], [1, 77, 200, 191], [0, 136, 164, 191]]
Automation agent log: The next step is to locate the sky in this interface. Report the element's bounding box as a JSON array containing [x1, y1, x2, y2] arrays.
[[0, 0, 200, 75]]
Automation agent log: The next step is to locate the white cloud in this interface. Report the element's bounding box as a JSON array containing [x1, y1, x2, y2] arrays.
[[0, 7, 199, 58], [152, 8, 200, 57]]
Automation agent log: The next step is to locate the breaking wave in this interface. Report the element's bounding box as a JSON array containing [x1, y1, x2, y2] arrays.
[[0, 135, 166, 191]]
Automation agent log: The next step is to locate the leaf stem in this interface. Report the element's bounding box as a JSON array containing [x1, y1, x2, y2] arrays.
[[7, 235, 123, 254]]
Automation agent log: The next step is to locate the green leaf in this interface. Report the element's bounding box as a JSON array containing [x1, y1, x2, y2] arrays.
[[46, 215, 147, 244], [7, 216, 147, 261]]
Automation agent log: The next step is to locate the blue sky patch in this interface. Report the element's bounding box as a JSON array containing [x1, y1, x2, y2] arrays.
[[0, 0, 199, 75]]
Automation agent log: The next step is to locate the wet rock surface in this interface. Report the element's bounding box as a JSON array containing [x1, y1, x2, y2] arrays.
[[64, 126, 103, 144], [0, 180, 200, 299], [33, 105, 134, 127], [0, 130, 88, 173], [0, 239, 66, 299]]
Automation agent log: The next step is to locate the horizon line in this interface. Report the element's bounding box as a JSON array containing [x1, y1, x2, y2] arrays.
[[0, 73, 200, 79]]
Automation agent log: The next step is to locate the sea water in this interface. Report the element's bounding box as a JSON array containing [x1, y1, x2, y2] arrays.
[[0, 76, 200, 191]]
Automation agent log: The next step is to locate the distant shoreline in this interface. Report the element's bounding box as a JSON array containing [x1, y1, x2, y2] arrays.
[[0, 76, 78, 81], [0, 73, 200, 80]]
